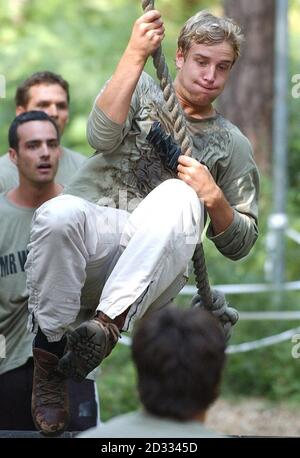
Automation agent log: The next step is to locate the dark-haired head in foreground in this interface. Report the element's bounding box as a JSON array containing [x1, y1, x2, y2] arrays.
[[132, 307, 226, 421]]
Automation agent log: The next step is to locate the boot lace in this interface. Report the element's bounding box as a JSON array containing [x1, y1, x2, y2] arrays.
[[36, 371, 65, 407]]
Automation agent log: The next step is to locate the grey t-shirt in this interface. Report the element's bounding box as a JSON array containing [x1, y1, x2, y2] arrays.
[[78, 409, 222, 438], [0, 146, 87, 193], [0, 193, 98, 379], [66, 72, 259, 261], [0, 194, 35, 374]]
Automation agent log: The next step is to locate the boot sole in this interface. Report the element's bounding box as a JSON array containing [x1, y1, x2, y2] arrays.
[[58, 321, 108, 382]]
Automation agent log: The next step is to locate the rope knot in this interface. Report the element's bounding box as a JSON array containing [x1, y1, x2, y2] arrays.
[[192, 289, 239, 341]]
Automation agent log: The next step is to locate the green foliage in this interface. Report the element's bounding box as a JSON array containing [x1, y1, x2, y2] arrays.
[[0, 0, 218, 155], [0, 0, 141, 155], [97, 339, 140, 421], [288, 6, 300, 205], [222, 320, 300, 402]]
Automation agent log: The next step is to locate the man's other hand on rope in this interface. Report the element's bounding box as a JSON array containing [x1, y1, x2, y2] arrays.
[[177, 155, 234, 235]]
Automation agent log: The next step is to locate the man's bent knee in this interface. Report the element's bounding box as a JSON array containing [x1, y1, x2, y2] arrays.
[[33, 194, 88, 237], [156, 179, 199, 207]]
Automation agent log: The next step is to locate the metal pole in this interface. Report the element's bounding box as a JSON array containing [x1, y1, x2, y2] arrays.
[[268, 0, 289, 290]]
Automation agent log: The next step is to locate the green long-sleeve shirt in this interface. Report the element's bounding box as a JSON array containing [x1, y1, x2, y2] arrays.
[[66, 72, 259, 261]]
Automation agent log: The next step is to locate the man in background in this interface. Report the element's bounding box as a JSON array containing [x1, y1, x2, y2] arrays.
[[0, 111, 98, 433], [0, 71, 86, 193], [79, 306, 226, 438]]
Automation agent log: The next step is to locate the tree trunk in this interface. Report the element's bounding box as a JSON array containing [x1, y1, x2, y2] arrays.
[[218, 0, 275, 173]]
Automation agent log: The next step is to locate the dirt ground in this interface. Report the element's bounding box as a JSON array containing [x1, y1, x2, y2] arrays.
[[206, 398, 300, 437]]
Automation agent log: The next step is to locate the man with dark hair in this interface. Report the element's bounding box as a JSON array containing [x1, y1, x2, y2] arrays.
[[8, 110, 60, 151], [79, 307, 226, 438], [15, 71, 70, 107], [0, 71, 86, 193], [26, 9, 259, 436], [0, 111, 98, 433]]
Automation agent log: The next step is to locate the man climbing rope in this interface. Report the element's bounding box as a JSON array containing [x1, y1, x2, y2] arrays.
[[26, 9, 259, 436]]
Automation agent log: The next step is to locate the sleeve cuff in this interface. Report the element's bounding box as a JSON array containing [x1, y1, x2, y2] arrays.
[[206, 209, 243, 253], [206, 209, 258, 260]]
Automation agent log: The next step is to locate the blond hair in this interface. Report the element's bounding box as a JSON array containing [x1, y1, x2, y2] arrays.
[[177, 11, 244, 63]]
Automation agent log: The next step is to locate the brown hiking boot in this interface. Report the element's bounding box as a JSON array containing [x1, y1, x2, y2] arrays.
[[32, 348, 69, 436], [58, 314, 120, 382]]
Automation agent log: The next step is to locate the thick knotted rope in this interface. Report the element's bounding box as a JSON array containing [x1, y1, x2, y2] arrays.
[[141, 0, 239, 339], [191, 290, 239, 341]]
